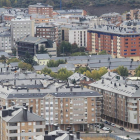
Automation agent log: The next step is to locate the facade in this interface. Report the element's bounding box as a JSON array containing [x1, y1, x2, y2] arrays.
[[33, 54, 50, 65], [89, 74, 140, 131], [11, 17, 34, 48], [86, 25, 140, 60], [36, 25, 61, 45], [0, 106, 45, 140], [3, 14, 15, 21], [0, 85, 102, 132], [69, 28, 87, 48], [0, 31, 12, 53], [28, 3, 53, 17], [16, 36, 54, 57]]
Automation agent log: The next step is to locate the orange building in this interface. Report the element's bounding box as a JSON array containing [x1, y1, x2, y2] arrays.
[[87, 25, 140, 60]]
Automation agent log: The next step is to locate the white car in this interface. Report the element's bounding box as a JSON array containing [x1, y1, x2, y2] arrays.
[[102, 127, 110, 131], [111, 123, 116, 127]]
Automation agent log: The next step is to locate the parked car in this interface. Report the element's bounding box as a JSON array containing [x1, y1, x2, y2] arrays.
[[111, 123, 116, 127], [108, 122, 111, 125], [119, 127, 125, 131], [102, 127, 110, 131], [104, 121, 108, 124]]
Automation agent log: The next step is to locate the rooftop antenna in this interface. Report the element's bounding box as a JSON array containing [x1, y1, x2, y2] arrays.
[[60, 0, 62, 10]]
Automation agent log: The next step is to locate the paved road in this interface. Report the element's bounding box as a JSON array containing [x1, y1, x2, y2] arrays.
[[95, 123, 140, 139]]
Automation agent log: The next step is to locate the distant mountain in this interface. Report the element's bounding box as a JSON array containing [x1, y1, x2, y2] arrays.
[[0, 0, 138, 16]]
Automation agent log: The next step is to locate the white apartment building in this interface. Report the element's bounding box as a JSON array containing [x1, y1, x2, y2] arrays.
[[11, 16, 34, 47], [69, 27, 87, 48]]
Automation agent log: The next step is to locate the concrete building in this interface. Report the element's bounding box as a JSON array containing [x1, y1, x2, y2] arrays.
[[36, 24, 61, 45], [69, 27, 87, 48], [11, 16, 34, 48], [28, 3, 53, 17], [86, 25, 140, 60], [89, 72, 140, 131], [16, 36, 56, 58], [0, 106, 45, 140]]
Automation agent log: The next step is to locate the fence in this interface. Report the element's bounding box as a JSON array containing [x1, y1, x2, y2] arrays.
[[80, 133, 127, 140]]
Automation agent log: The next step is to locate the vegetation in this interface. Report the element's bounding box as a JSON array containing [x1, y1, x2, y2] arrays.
[[1, 0, 140, 9], [0, 55, 6, 63], [7, 58, 20, 65], [37, 46, 48, 54], [18, 62, 33, 71], [22, 52, 34, 65], [98, 50, 107, 55], [135, 66, 140, 77], [83, 67, 107, 80], [75, 67, 90, 74], [47, 59, 66, 67], [114, 66, 128, 76], [57, 42, 85, 56], [12, 47, 16, 56], [41, 67, 73, 80]]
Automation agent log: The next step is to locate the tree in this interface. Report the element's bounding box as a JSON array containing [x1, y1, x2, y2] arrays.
[[47, 59, 66, 67], [23, 52, 34, 65], [0, 55, 6, 63], [116, 66, 128, 76], [76, 67, 90, 74], [12, 47, 16, 56], [7, 58, 20, 65], [41, 67, 52, 75], [37, 45, 47, 54], [18, 62, 33, 71], [135, 66, 140, 76], [98, 50, 107, 55]]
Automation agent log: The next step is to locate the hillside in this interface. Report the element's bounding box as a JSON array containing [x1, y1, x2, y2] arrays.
[[0, 0, 138, 16]]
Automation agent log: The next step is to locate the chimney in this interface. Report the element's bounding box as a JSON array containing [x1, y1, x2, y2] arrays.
[[30, 106, 33, 113], [45, 130, 48, 135], [14, 80, 16, 85], [69, 130, 73, 134], [69, 134, 74, 140], [3, 106, 6, 109], [23, 103, 26, 106], [76, 132, 80, 139], [108, 72, 110, 76], [35, 80, 36, 85], [1, 68, 2, 72], [26, 106, 28, 110], [56, 88, 58, 92], [8, 109, 12, 116], [54, 124, 58, 130], [23, 108, 27, 121], [2, 110, 8, 117], [70, 87, 72, 92]]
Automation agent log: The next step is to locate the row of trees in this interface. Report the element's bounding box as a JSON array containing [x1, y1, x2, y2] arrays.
[[47, 59, 66, 67], [57, 42, 85, 56], [41, 67, 73, 80]]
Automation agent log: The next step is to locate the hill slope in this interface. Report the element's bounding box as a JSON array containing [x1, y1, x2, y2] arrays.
[[0, 0, 138, 16]]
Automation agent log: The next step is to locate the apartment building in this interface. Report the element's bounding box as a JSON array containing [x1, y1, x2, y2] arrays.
[[11, 17, 34, 48], [89, 72, 140, 131], [69, 27, 87, 48], [36, 25, 61, 45], [0, 84, 102, 132], [28, 3, 53, 17], [86, 25, 140, 60], [0, 106, 45, 140]]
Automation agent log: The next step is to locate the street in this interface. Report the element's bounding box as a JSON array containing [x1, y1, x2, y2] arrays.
[[96, 123, 140, 139]]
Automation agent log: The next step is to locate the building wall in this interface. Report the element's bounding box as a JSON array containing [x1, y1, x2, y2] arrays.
[[69, 29, 87, 48], [87, 30, 140, 59], [28, 6, 53, 17], [11, 19, 34, 47], [33, 56, 50, 65], [4, 15, 15, 21]]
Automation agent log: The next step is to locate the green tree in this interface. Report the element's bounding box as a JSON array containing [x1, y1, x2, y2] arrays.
[[50, 72, 57, 78], [47, 59, 66, 67], [18, 62, 33, 71], [116, 66, 128, 76], [0, 55, 6, 63], [7, 58, 20, 65], [12, 47, 16, 56], [23, 52, 34, 65], [76, 67, 90, 74], [37, 45, 47, 54], [135, 66, 140, 76], [98, 50, 107, 55], [41, 67, 52, 75]]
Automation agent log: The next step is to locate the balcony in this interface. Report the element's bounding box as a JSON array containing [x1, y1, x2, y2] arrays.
[[34, 125, 45, 129], [7, 126, 20, 130]]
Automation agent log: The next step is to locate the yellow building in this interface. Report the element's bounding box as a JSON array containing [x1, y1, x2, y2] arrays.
[[34, 54, 50, 65]]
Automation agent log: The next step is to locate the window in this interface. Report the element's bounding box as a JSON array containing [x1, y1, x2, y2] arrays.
[[92, 119, 94, 121], [28, 130, 31, 132], [28, 137, 31, 139], [21, 123, 25, 126], [22, 130, 25, 133], [28, 122, 32, 125], [92, 108, 94, 111]]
